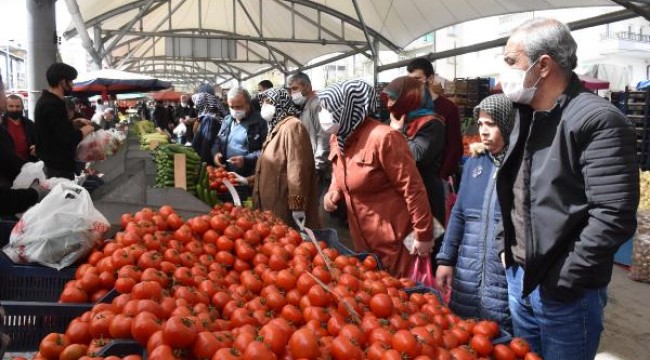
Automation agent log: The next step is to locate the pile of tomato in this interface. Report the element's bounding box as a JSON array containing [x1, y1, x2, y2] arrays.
[[207, 166, 239, 193], [45, 204, 542, 360]]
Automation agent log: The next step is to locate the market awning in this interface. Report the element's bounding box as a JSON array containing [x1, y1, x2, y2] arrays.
[[73, 68, 172, 95], [63, 0, 616, 85], [579, 75, 610, 90]]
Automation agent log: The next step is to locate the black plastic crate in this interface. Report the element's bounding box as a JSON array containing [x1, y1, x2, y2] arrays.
[[1, 301, 92, 351], [0, 252, 76, 302], [217, 185, 252, 205], [308, 229, 383, 269]]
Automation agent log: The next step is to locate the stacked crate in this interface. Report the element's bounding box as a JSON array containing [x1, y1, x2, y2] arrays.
[[613, 89, 650, 170], [448, 78, 491, 118]]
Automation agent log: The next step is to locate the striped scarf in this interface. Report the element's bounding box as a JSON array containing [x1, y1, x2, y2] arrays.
[[257, 88, 300, 131], [317, 80, 373, 152], [192, 92, 224, 118]]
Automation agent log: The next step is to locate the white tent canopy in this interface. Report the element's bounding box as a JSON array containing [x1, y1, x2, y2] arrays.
[[63, 0, 616, 85]]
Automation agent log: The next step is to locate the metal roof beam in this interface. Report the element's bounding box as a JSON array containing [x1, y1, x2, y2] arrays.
[[283, 0, 401, 52], [235, 0, 285, 72], [287, 46, 370, 74], [271, 0, 365, 55], [63, 0, 168, 39], [101, 0, 158, 58], [377, 7, 646, 72], [111, 29, 303, 69], [609, 0, 650, 20], [119, 55, 279, 67], [63, 0, 103, 66], [350, 0, 376, 58], [115, 0, 187, 68], [102, 29, 369, 46]]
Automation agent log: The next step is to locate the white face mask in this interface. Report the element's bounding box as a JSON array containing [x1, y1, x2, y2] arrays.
[[500, 59, 541, 105], [318, 108, 340, 135], [291, 92, 306, 106], [260, 104, 276, 122], [230, 108, 246, 121]]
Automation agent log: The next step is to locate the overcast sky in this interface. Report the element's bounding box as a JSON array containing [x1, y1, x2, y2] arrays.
[[0, 0, 71, 45]]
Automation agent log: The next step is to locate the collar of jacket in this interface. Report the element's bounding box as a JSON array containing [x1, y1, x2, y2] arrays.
[[342, 116, 374, 149], [522, 73, 585, 119]]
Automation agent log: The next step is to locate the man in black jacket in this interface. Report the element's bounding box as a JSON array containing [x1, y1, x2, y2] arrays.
[[497, 18, 639, 359], [34, 63, 94, 179], [0, 76, 49, 216]]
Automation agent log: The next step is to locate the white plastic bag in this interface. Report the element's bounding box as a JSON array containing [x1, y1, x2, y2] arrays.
[[173, 122, 187, 136], [77, 129, 125, 162], [11, 161, 46, 189], [3, 183, 110, 270]]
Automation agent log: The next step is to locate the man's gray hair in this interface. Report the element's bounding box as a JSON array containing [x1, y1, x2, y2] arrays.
[[513, 18, 577, 77], [227, 86, 251, 103], [288, 72, 311, 87]]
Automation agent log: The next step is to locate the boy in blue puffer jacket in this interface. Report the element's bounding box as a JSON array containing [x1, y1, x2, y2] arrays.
[[436, 94, 514, 333]]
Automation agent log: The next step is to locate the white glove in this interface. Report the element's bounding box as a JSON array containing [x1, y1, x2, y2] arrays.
[[292, 211, 306, 229], [413, 240, 434, 256], [404, 231, 434, 256], [228, 172, 248, 185]]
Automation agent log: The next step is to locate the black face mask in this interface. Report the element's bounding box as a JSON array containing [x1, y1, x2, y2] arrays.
[[5, 111, 22, 119], [63, 81, 73, 96]]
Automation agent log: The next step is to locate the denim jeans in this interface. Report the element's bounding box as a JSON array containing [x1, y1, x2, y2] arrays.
[[506, 265, 607, 360]]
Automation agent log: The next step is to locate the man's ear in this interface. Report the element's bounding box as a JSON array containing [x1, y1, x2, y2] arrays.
[[538, 54, 553, 79]]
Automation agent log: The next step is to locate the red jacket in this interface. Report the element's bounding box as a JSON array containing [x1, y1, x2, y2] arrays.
[[329, 118, 434, 277]]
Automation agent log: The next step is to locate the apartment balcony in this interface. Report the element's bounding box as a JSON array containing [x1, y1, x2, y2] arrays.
[[599, 31, 650, 57]]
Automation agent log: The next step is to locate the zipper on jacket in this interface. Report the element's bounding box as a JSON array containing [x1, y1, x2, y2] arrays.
[[478, 164, 497, 315]]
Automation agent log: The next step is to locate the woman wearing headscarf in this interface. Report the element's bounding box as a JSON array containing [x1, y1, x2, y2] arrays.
[[383, 76, 446, 231], [192, 92, 225, 165], [435, 94, 515, 333], [231, 88, 321, 229], [319, 80, 434, 277]]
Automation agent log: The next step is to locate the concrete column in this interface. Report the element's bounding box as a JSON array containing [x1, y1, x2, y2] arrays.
[[26, 0, 57, 118]]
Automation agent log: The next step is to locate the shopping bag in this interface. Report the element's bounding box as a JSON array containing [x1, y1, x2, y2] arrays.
[[3, 183, 109, 270], [410, 256, 436, 288], [173, 122, 187, 136], [76, 129, 125, 162], [445, 176, 458, 226], [11, 161, 46, 189]]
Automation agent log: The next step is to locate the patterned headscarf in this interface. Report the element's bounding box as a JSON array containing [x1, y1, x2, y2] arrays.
[[192, 92, 224, 118], [318, 80, 373, 152], [257, 88, 300, 130], [473, 94, 515, 164]]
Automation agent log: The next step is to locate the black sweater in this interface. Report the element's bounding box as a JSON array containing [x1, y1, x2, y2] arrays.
[[34, 90, 83, 175]]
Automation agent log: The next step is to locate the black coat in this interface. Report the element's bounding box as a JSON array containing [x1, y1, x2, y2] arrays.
[[0, 124, 24, 185], [406, 119, 446, 226], [496, 74, 639, 302], [0, 129, 37, 215], [34, 90, 83, 177]]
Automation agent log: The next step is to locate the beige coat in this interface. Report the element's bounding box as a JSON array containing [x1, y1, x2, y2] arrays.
[[251, 117, 322, 229]]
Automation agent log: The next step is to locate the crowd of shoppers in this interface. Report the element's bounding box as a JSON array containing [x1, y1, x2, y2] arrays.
[[0, 17, 638, 360]]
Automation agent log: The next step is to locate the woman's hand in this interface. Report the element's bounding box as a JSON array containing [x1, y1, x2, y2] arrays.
[[228, 172, 248, 185], [389, 113, 406, 131], [323, 190, 341, 212], [436, 265, 454, 293]]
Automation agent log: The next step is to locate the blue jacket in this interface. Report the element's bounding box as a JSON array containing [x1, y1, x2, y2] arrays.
[[437, 149, 511, 333], [210, 111, 267, 177], [192, 114, 222, 165]]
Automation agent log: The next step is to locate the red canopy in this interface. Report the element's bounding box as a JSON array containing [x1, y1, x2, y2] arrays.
[[578, 75, 609, 91], [149, 90, 189, 102]]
